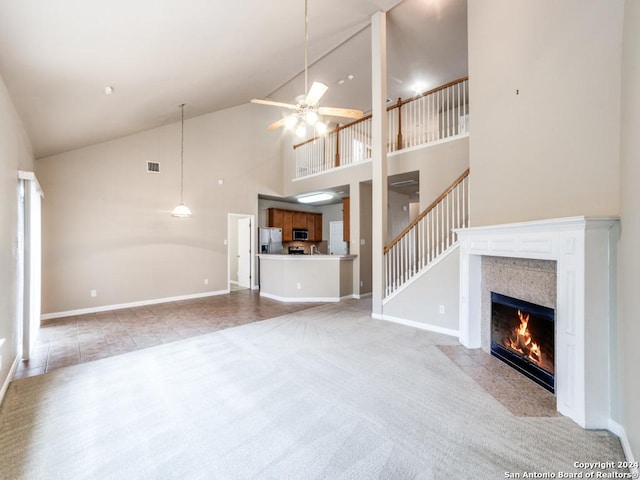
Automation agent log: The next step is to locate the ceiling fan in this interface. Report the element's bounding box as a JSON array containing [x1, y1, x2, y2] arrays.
[[251, 0, 364, 137]]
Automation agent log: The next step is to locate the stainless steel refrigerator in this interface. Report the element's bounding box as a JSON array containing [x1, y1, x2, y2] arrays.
[[259, 227, 283, 254]]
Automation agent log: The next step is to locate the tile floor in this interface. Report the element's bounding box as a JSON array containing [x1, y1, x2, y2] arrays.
[[15, 288, 324, 380], [438, 344, 558, 417]]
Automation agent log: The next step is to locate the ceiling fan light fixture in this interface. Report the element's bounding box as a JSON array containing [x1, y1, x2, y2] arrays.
[[305, 110, 319, 126], [284, 114, 298, 130], [315, 121, 327, 135], [295, 124, 307, 138], [250, 0, 363, 135]]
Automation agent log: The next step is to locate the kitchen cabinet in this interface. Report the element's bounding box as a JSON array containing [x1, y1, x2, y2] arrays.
[[306, 213, 323, 242], [268, 208, 322, 242], [307, 214, 315, 241], [268, 208, 283, 230], [293, 211, 307, 229], [314, 213, 323, 242], [282, 210, 293, 241], [342, 197, 350, 242]]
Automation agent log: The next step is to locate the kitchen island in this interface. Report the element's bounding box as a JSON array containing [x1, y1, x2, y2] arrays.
[[258, 254, 356, 302]]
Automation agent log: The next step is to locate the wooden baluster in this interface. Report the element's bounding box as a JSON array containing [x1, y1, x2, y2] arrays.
[[396, 97, 403, 151], [335, 124, 340, 167], [457, 82, 461, 135]]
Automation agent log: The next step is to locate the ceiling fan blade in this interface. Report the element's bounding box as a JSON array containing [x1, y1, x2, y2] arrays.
[[318, 106, 364, 119], [267, 117, 287, 130], [305, 82, 328, 107], [251, 98, 297, 110]]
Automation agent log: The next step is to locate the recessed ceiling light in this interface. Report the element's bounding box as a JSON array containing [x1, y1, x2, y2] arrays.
[[104, 86, 114, 95], [338, 79, 345, 85], [347, 74, 354, 80]]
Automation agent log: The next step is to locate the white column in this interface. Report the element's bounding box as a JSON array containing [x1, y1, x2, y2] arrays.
[[350, 181, 363, 298], [371, 11, 388, 317]]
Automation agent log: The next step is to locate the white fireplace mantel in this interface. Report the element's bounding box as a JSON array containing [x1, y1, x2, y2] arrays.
[[455, 216, 620, 429]]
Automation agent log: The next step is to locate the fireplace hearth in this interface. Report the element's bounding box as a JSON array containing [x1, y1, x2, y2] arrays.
[[491, 292, 555, 393]]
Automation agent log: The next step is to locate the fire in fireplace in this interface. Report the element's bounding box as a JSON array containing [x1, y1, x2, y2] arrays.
[[491, 292, 555, 393]]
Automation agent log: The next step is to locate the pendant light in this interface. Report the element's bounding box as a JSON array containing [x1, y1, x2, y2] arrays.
[[172, 103, 192, 218]]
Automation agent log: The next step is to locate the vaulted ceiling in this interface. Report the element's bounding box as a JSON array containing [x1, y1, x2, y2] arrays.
[[0, 0, 467, 158]]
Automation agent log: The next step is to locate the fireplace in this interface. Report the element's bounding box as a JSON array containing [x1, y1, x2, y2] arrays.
[[491, 292, 555, 393], [456, 216, 620, 428]]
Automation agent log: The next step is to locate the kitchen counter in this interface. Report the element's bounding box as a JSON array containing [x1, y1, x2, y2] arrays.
[[258, 254, 356, 302]]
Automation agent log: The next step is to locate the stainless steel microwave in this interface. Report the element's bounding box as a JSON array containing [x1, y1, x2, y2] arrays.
[[292, 229, 308, 241]]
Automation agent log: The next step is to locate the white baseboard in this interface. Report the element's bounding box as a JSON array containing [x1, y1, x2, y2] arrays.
[[608, 419, 638, 474], [353, 292, 372, 300], [41, 289, 230, 321], [375, 313, 460, 337], [259, 292, 352, 303], [0, 354, 21, 406]]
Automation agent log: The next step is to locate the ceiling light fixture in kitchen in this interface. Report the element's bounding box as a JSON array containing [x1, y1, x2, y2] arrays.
[[298, 192, 333, 204], [171, 103, 192, 218]]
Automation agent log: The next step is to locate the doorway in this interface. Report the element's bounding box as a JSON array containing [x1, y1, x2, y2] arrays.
[[227, 214, 255, 291], [17, 171, 43, 361]]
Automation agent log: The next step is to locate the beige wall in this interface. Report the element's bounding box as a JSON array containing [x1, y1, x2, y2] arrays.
[[36, 104, 283, 314], [359, 182, 373, 294], [618, 0, 640, 460], [387, 189, 410, 240], [468, 0, 623, 226], [388, 138, 469, 212], [0, 75, 34, 389], [383, 248, 460, 332]]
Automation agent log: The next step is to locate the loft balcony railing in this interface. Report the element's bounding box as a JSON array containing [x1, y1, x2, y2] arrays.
[[293, 76, 469, 179]]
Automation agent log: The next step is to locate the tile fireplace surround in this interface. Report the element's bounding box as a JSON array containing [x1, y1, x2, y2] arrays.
[[455, 217, 620, 429]]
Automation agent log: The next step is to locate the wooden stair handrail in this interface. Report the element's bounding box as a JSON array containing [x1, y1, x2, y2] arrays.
[[383, 168, 470, 254], [293, 76, 469, 150]]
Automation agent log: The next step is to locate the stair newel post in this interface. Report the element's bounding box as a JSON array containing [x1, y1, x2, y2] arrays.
[[396, 97, 403, 150]]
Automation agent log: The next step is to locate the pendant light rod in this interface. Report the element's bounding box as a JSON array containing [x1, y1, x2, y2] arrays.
[[179, 103, 185, 204], [172, 103, 192, 217], [304, 0, 308, 95]]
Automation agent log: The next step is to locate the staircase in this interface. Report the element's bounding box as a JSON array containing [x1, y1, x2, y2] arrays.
[[384, 169, 470, 299]]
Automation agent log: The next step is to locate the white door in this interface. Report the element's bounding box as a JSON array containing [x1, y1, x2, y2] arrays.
[[18, 172, 43, 360], [237, 217, 251, 288], [329, 221, 347, 255]]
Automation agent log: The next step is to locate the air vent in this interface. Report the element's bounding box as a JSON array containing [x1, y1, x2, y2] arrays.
[[147, 161, 160, 173], [390, 179, 418, 187]]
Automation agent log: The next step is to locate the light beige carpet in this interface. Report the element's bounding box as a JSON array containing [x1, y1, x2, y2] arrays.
[[0, 299, 626, 479]]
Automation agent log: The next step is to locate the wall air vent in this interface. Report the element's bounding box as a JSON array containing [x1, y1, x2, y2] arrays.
[[390, 179, 418, 187], [147, 161, 160, 173]]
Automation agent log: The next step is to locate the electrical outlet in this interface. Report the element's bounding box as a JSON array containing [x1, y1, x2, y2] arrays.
[[360, 280, 364, 287], [296, 282, 302, 290], [360, 239, 365, 245], [91, 290, 97, 297], [204, 278, 209, 285], [439, 304, 445, 314]]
